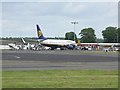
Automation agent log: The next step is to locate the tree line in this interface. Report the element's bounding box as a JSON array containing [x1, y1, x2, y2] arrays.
[[65, 26, 120, 43]]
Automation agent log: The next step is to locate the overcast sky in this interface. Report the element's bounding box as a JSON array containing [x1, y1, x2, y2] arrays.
[[1, 1, 118, 38]]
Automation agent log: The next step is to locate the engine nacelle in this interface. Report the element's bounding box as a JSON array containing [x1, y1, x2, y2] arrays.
[[67, 44, 74, 49]]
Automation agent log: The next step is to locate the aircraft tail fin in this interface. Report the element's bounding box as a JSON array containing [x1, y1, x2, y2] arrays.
[[21, 38, 26, 44], [36, 25, 46, 40]]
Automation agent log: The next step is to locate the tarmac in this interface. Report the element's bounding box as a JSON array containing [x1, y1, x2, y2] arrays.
[[1, 50, 118, 70]]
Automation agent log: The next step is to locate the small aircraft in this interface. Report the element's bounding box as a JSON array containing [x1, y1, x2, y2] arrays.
[[21, 38, 31, 50], [8, 43, 21, 50], [36, 25, 77, 50], [8, 38, 31, 50]]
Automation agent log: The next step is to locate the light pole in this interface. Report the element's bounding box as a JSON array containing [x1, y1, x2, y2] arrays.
[[71, 21, 78, 41]]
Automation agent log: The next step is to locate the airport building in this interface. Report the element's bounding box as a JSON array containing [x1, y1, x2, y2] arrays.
[[78, 43, 119, 51]]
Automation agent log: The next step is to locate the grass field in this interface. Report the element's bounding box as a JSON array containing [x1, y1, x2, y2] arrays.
[[0, 71, 2, 89], [2, 70, 118, 88]]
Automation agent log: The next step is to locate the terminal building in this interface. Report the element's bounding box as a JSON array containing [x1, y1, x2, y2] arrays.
[[78, 43, 119, 51]]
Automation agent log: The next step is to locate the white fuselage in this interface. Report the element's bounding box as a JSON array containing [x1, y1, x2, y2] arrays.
[[41, 39, 77, 46]]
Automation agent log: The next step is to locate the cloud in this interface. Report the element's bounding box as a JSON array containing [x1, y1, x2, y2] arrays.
[[0, 3, 2, 37], [2, 2, 118, 38], [63, 3, 86, 14], [1, 0, 119, 2]]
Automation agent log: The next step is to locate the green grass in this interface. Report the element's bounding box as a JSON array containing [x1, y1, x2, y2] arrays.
[[2, 70, 118, 88], [0, 71, 2, 89]]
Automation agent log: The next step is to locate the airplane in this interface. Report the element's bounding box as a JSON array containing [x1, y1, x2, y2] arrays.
[[8, 38, 31, 50], [21, 38, 31, 50], [36, 25, 77, 50], [8, 43, 21, 50]]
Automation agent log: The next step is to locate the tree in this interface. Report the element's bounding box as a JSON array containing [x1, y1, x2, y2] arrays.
[[96, 38, 104, 43], [102, 27, 117, 43], [79, 28, 96, 43], [118, 28, 120, 43], [65, 32, 78, 42]]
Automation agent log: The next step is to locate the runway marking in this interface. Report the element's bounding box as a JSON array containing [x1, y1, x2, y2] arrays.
[[13, 56, 21, 59]]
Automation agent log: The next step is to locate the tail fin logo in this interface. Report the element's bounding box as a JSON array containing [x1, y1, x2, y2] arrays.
[[38, 31, 42, 37]]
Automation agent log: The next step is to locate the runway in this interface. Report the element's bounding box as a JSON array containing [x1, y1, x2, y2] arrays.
[[1, 50, 118, 70]]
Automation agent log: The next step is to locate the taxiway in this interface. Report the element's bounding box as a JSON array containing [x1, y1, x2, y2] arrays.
[[1, 50, 118, 70]]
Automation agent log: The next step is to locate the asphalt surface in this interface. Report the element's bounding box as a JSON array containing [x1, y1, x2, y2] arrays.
[[1, 50, 118, 70]]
